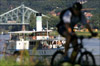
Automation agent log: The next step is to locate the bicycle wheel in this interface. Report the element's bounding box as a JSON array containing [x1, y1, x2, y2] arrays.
[[51, 51, 64, 66], [78, 51, 96, 66]]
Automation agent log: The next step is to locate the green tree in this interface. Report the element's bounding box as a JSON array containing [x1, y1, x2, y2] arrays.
[[90, 14, 100, 29], [48, 15, 59, 28], [29, 14, 36, 29]]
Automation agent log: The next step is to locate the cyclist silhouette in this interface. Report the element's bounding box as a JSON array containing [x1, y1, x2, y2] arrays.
[[57, 2, 97, 63]]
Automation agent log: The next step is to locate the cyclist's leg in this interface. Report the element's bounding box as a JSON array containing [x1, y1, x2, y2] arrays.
[[59, 29, 72, 56], [65, 35, 71, 56], [70, 38, 79, 63]]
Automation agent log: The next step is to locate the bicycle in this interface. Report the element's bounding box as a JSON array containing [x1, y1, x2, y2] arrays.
[[51, 36, 96, 66]]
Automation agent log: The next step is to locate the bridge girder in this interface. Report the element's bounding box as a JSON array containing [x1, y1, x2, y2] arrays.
[[0, 4, 48, 25]]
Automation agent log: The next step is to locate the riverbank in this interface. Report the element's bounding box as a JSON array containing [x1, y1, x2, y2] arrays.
[[50, 31, 100, 37], [0, 54, 100, 66]]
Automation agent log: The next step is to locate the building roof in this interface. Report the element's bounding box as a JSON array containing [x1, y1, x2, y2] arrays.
[[8, 30, 52, 34]]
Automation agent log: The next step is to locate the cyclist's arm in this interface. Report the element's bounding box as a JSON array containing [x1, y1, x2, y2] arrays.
[[64, 23, 72, 35], [85, 24, 93, 34], [63, 10, 73, 35], [81, 13, 94, 35]]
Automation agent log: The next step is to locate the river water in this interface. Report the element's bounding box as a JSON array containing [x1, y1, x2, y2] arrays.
[[82, 38, 100, 55]]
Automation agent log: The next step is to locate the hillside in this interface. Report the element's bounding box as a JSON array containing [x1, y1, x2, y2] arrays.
[[0, 0, 100, 31], [0, 0, 99, 14]]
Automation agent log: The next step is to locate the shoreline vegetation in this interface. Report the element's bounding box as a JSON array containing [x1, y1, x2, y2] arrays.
[[0, 46, 50, 66]]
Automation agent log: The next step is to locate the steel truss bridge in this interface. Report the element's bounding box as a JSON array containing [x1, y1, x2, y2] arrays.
[[0, 4, 48, 25]]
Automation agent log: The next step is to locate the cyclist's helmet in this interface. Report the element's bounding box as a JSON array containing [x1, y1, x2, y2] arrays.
[[72, 2, 82, 11]]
